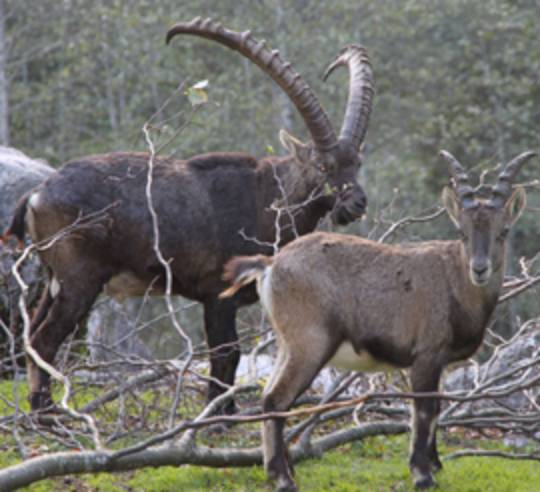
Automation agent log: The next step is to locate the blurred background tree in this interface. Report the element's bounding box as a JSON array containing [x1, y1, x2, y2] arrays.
[[2, 0, 539, 339]]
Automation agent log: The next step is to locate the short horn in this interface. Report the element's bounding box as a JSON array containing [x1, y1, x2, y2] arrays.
[[167, 17, 338, 154], [439, 150, 475, 208], [490, 151, 537, 207], [323, 44, 374, 151]]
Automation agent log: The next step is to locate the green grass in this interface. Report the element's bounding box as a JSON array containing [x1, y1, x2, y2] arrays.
[[2, 435, 539, 492], [2, 381, 538, 491]]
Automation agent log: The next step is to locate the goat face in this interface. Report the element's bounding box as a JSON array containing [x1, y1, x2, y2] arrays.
[[327, 140, 366, 225], [279, 130, 367, 226], [442, 186, 526, 286]]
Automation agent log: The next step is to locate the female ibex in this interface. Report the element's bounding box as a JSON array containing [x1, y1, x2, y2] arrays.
[[3, 18, 374, 413], [221, 150, 536, 491]]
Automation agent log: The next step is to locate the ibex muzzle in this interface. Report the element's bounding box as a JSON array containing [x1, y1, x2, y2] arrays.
[[222, 149, 536, 491], [328, 141, 367, 225]]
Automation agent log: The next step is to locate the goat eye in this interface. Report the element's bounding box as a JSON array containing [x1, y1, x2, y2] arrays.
[[498, 228, 509, 240]]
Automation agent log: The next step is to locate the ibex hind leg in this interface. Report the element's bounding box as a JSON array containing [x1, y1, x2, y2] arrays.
[[27, 263, 112, 411], [262, 335, 334, 492]]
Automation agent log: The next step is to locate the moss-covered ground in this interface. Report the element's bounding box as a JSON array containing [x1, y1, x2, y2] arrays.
[[1, 381, 538, 491]]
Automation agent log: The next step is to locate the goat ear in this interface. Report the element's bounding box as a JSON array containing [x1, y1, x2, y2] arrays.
[[279, 129, 310, 165], [442, 186, 461, 228], [505, 187, 527, 226]]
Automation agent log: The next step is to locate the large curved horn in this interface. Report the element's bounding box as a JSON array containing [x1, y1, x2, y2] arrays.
[[323, 44, 374, 150], [439, 150, 476, 209], [166, 17, 338, 153], [489, 151, 537, 208]]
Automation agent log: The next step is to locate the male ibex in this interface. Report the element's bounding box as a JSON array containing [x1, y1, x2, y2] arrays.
[[221, 150, 536, 491], [3, 18, 374, 412]]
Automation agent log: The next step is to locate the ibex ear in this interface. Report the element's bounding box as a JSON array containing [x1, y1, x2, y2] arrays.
[[279, 129, 310, 165], [442, 186, 461, 228], [505, 187, 527, 226]]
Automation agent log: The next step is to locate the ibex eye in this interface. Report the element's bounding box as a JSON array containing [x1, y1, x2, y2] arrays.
[[318, 165, 327, 173], [498, 227, 509, 240]]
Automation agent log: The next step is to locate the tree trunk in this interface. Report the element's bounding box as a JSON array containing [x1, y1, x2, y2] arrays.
[[0, 0, 10, 145], [271, 0, 294, 134]]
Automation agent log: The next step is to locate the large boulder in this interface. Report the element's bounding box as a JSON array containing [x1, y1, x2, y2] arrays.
[[444, 330, 540, 412], [0, 147, 55, 375], [0, 146, 54, 231]]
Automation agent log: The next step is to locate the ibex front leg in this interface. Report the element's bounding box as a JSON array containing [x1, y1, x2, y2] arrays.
[[203, 297, 240, 414], [409, 359, 443, 489]]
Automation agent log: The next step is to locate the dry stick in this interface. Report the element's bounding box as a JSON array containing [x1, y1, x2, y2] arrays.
[[499, 275, 540, 302], [142, 122, 194, 429], [378, 207, 445, 243], [0, 420, 408, 492], [287, 372, 357, 444], [104, 376, 540, 462], [444, 449, 540, 462]]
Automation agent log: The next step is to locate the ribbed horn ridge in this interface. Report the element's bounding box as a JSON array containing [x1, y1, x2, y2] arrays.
[[323, 44, 374, 150], [166, 17, 338, 153], [490, 151, 537, 208], [439, 150, 476, 208]]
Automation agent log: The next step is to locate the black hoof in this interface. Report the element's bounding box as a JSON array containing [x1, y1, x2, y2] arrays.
[[206, 397, 237, 416], [266, 463, 296, 491], [203, 422, 230, 435], [276, 477, 297, 492], [431, 459, 443, 473], [29, 391, 54, 412], [414, 474, 436, 489]]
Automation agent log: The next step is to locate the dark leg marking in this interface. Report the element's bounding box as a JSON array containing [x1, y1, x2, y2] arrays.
[[203, 297, 241, 415]]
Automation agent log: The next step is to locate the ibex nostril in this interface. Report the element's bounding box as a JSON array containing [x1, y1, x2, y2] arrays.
[[473, 265, 487, 274]]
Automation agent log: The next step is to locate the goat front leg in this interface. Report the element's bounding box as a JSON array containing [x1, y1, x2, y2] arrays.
[[203, 297, 240, 414], [409, 360, 442, 489], [427, 400, 443, 473]]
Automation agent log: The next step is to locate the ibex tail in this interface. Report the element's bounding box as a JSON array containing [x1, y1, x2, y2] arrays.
[[1, 192, 30, 247], [219, 254, 273, 299]]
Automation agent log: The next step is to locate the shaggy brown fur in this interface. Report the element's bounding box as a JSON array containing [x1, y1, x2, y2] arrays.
[[5, 19, 375, 414]]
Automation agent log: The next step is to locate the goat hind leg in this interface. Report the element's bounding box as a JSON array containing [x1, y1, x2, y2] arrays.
[[27, 272, 107, 411], [24, 286, 54, 409], [262, 341, 331, 492]]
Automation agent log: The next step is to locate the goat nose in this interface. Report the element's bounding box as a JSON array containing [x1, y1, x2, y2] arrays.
[[357, 194, 367, 209], [473, 264, 488, 275]]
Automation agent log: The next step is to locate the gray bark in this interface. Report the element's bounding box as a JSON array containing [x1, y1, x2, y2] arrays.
[[0, 0, 10, 145]]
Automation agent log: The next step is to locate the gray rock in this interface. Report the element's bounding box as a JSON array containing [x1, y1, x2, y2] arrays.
[[0, 146, 54, 231], [86, 296, 204, 366], [0, 147, 54, 374], [503, 435, 530, 449], [444, 332, 540, 412]]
